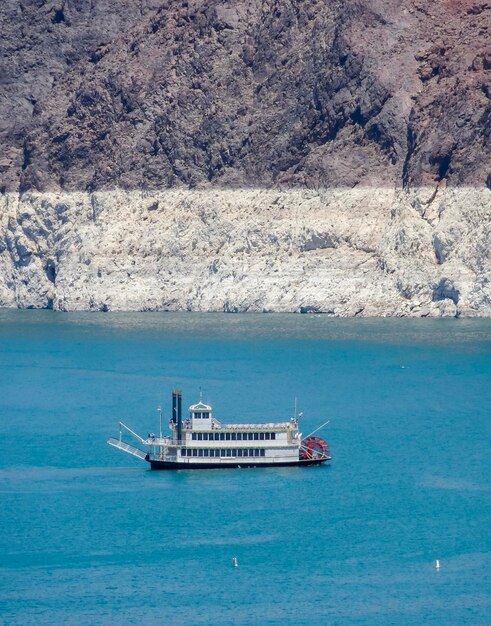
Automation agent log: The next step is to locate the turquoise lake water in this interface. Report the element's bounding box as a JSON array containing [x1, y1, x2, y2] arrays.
[[0, 311, 490, 625]]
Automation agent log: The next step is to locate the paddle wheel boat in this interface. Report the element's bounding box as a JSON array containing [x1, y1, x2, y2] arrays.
[[107, 390, 331, 470]]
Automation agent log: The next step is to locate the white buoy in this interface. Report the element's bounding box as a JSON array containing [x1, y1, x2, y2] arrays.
[[435, 559, 440, 570], [232, 557, 238, 568]]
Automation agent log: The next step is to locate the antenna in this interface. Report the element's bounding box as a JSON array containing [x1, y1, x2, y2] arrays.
[[294, 397, 297, 419]]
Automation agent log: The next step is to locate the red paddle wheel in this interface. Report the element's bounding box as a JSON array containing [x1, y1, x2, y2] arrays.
[[300, 435, 330, 460]]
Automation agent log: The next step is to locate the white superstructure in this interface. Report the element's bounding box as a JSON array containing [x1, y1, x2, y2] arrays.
[[108, 389, 330, 470]]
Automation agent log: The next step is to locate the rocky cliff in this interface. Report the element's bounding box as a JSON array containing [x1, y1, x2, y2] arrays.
[[0, 1, 490, 315], [1, 186, 489, 316]]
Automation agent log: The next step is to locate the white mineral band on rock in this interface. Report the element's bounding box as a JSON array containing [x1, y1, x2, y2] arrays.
[[0, 186, 489, 317]]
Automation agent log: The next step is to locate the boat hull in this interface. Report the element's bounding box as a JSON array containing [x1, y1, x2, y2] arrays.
[[148, 457, 331, 470]]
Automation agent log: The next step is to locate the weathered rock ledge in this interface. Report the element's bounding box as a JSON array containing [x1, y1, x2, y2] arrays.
[[0, 187, 489, 316]]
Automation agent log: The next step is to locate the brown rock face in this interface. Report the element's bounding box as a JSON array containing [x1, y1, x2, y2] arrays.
[[1, 0, 490, 192]]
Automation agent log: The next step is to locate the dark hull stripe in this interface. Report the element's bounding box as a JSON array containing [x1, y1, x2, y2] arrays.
[[148, 458, 331, 470]]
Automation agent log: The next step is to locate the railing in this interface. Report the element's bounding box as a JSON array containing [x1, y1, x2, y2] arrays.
[[220, 421, 294, 430], [107, 437, 147, 460], [149, 438, 185, 447], [180, 421, 295, 432]]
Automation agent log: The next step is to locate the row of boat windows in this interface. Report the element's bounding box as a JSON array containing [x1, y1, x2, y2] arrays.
[[181, 448, 266, 458], [192, 412, 210, 419], [191, 432, 276, 441]]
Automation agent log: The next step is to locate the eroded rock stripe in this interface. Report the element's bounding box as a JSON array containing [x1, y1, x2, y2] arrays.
[[1, 187, 489, 316]]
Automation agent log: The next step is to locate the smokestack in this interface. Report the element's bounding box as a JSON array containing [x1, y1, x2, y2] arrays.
[[172, 390, 178, 424], [177, 390, 183, 442]]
